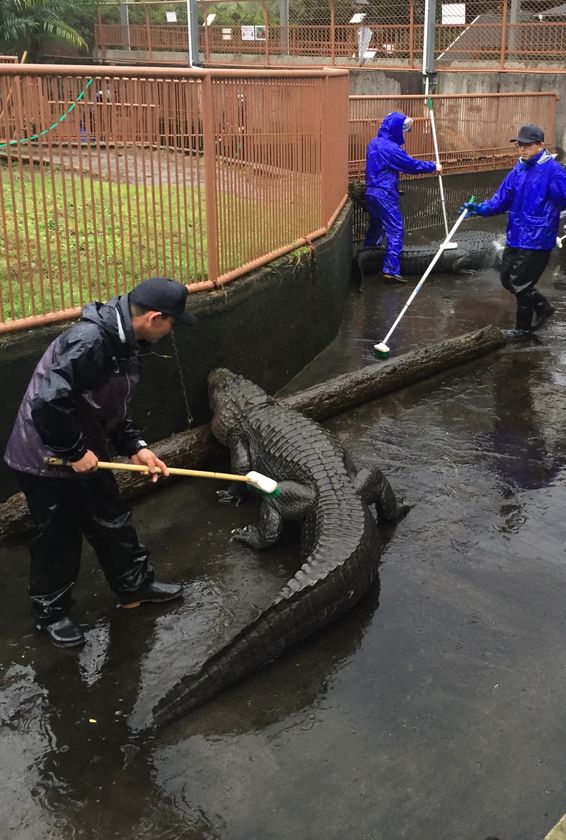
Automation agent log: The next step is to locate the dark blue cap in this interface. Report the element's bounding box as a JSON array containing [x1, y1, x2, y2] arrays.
[[129, 277, 196, 326], [510, 124, 544, 144]]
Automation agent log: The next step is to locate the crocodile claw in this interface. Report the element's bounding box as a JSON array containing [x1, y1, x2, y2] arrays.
[[230, 526, 248, 537], [217, 489, 242, 506]]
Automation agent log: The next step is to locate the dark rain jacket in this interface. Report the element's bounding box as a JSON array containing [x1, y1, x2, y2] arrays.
[[365, 111, 436, 201], [472, 150, 566, 250], [4, 294, 147, 478]]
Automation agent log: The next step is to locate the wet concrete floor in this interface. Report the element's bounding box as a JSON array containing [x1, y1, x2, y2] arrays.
[[2, 217, 566, 840]]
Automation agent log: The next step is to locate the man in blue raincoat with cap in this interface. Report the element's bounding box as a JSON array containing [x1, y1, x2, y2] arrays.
[[460, 124, 566, 338], [364, 111, 441, 283]]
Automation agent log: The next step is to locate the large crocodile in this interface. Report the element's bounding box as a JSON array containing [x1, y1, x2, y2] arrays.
[[349, 180, 505, 280], [354, 230, 504, 283], [152, 368, 408, 728]]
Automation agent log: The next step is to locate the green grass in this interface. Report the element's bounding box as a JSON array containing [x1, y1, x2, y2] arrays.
[[0, 170, 208, 320], [0, 168, 323, 322]]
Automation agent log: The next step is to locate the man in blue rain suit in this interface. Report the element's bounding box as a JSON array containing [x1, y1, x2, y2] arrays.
[[364, 111, 441, 283], [460, 124, 566, 338]]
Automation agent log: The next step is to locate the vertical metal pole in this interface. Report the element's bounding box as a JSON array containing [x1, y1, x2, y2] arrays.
[[279, 0, 289, 56], [119, 0, 130, 50], [201, 74, 219, 286], [500, 0, 509, 68], [262, 1, 269, 65], [409, 0, 415, 68], [509, 0, 521, 57], [186, 0, 200, 66], [144, 5, 152, 59], [329, 0, 336, 65], [422, 0, 436, 76]]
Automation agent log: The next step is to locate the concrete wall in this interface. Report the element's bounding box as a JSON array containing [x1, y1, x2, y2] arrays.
[[0, 205, 353, 502]]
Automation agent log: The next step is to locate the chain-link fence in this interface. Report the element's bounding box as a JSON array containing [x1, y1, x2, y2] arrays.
[[93, 0, 566, 70]]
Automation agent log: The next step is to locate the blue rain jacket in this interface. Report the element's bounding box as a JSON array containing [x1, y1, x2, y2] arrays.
[[365, 111, 436, 199], [473, 150, 566, 250]]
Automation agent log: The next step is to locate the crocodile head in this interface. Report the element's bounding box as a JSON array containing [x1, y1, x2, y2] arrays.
[[208, 368, 273, 444]]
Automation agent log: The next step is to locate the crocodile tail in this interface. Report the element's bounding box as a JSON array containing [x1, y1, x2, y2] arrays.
[[151, 543, 377, 729]]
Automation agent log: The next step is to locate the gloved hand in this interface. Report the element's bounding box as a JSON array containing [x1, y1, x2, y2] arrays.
[[459, 201, 481, 217]]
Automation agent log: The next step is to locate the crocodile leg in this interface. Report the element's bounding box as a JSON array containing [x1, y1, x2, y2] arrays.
[[354, 466, 410, 522], [217, 434, 253, 505], [231, 480, 316, 548]]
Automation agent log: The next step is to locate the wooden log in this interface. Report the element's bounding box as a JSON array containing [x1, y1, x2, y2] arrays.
[[283, 325, 505, 419], [0, 425, 225, 541], [0, 326, 505, 540]]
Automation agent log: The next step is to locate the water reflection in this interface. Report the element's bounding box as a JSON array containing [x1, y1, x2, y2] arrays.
[[1, 600, 230, 838], [488, 350, 565, 492]]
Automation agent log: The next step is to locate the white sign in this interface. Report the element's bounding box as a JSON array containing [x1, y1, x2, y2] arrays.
[[222, 27, 233, 40], [241, 25, 255, 41], [165, 11, 177, 22], [350, 13, 366, 24], [442, 3, 466, 24]]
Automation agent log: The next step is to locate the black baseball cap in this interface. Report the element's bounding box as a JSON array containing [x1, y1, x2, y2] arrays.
[[510, 124, 544, 144], [129, 277, 196, 326]]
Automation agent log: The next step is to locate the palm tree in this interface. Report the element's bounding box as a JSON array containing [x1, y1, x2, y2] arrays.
[[0, 0, 88, 60]]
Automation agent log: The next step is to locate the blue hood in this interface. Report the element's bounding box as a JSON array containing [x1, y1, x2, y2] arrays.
[[377, 112, 407, 146]]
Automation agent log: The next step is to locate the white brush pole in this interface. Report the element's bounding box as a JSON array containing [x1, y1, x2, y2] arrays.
[[424, 76, 456, 248], [428, 101, 452, 241], [379, 206, 470, 348]]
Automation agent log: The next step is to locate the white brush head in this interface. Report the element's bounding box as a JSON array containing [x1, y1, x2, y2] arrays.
[[246, 471, 279, 495], [374, 342, 390, 354]]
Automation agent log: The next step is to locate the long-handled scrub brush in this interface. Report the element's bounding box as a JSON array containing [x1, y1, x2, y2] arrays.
[[45, 457, 280, 496], [374, 198, 474, 360]]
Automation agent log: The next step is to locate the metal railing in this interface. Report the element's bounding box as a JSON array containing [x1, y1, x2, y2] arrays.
[[0, 64, 349, 333], [349, 91, 559, 180], [92, 0, 566, 72]]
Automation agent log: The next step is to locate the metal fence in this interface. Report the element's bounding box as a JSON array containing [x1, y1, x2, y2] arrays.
[[93, 0, 566, 71], [349, 91, 558, 179], [348, 91, 558, 238], [0, 64, 349, 333]]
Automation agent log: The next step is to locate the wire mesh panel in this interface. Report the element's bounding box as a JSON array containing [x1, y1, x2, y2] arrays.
[[0, 65, 348, 332], [93, 0, 566, 71]]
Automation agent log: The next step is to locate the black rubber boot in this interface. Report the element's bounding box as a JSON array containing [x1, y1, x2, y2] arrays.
[[504, 302, 533, 339], [532, 293, 555, 330], [31, 585, 84, 647], [117, 581, 183, 609], [38, 616, 86, 648]]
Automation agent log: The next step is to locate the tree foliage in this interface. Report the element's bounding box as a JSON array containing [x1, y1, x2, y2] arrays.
[[0, 0, 88, 59]]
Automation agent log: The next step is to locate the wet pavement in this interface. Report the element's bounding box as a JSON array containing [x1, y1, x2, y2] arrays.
[[3, 217, 566, 840]]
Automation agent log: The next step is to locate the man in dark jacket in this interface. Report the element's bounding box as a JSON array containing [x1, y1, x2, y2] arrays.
[[460, 124, 566, 338], [4, 277, 196, 648], [364, 111, 441, 282]]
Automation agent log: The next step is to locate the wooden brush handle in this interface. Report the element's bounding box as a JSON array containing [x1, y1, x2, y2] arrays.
[[44, 457, 249, 483]]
